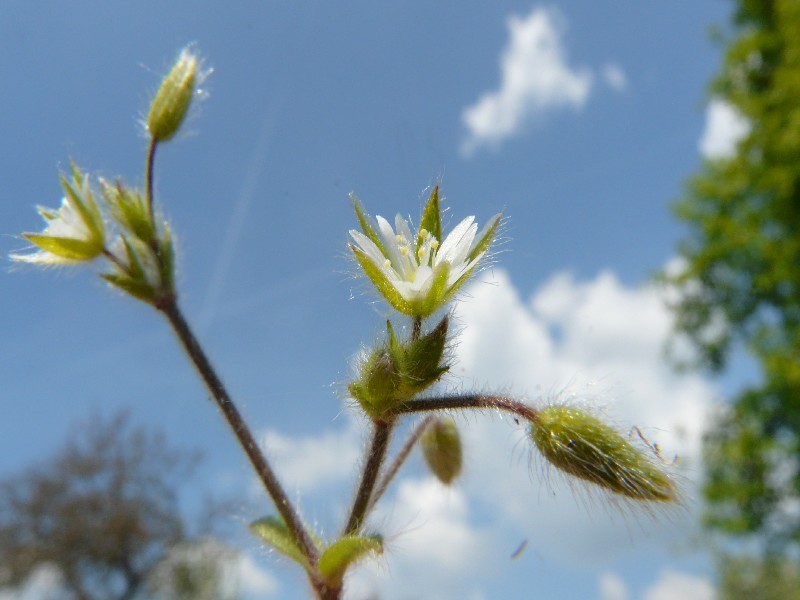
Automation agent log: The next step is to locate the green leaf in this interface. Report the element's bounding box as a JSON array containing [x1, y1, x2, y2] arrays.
[[350, 193, 385, 255], [249, 516, 310, 569], [417, 185, 441, 251], [318, 534, 383, 587]]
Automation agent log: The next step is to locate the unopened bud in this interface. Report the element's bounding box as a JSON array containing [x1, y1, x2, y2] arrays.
[[421, 417, 462, 485], [530, 405, 676, 502], [147, 47, 200, 142]]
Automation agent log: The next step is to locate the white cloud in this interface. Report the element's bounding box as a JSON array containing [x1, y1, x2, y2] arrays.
[[261, 416, 362, 493], [253, 266, 718, 597], [698, 98, 749, 159], [347, 477, 496, 600], [602, 63, 628, 92], [642, 569, 715, 600], [233, 552, 281, 598], [452, 268, 717, 563], [461, 6, 592, 156], [599, 571, 629, 600]]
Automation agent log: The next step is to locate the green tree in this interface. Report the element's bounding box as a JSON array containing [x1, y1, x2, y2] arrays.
[[0, 412, 236, 600], [666, 0, 800, 548]]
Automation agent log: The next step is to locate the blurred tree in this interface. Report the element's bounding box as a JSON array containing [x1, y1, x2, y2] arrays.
[[717, 553, 800, 600], [666, 0, 800, 548], [0, 412, 237, 600]]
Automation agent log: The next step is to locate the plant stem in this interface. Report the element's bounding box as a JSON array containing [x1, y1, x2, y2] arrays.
[[395, 394, 540, 423], [411, 316, 422, 340], [344, 419, 393, 535], [369, 415, 435, 511], [159, 299, 318, 563], [145, 138, 158, 224]]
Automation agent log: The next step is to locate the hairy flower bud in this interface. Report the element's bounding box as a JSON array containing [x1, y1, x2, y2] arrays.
[[530, 405, 676, 502], [349, 317, 449, 418], [147, 47, 200, 142], [421, 417, 462, 485]]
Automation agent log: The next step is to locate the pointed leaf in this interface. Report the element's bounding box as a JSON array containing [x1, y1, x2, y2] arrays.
[[318, 534, 383, 587], [249, 516, 310, 569]]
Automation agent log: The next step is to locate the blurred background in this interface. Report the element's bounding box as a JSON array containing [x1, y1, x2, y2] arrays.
[[3, 1, 796, 598]]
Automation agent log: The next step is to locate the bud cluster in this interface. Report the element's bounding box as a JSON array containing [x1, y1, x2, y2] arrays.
[[349, 317, 450, 419]]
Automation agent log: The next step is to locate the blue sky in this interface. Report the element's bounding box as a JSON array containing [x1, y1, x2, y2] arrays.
[[1, 1, 747, 598]]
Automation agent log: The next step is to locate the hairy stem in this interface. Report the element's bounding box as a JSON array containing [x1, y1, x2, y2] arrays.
[[344, 419, 393, 534], [395, 394, 540, 423], [159, 299, 318, 562], [369, 415, 435, 511]]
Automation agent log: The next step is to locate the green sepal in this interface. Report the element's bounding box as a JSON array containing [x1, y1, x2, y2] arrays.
[[23, 234, 102, 262], [411, 261, 450, 318], [158, 222, 176, 294], [350, 193, 385, 255], [101, 180, 155, 244], [318, 534, 383, 588], [120, 236, 147, 283], [467, 213, 502, 262], [249, 516, 319, 570], [101, 273, 158, 304], [417, 185, 441, 252], [349, 317, 450, 419], [421, 417, 463, 485], [402, 315, 449, 387], [350, 245, 412, 314], [60, 169, 104, 244]]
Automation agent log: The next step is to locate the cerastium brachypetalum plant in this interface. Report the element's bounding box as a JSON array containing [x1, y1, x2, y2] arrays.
[[12, 47, 679, 599]]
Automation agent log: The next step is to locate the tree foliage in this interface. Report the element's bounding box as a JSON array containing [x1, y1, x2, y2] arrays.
[[0, 412, 232, 600], [667, 0, 800, 547]]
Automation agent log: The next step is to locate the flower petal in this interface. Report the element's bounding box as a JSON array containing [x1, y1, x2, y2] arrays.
[[437, 216, 475, 264]]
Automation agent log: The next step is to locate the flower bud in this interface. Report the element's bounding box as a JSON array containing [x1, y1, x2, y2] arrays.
[[421, 417, 462, 485], [146, 47, 200, 142], [530, 405, 676, 502], [349, 317, 449, 418]]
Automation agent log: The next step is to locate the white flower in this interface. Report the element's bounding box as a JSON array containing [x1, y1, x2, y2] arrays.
[[12, 167, 106, 265], [349, 190, 500, 316]]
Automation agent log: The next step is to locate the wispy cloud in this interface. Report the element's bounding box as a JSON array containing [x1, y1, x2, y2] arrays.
[[460, 6, 596, 156], [698, 98, 749, 160]]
